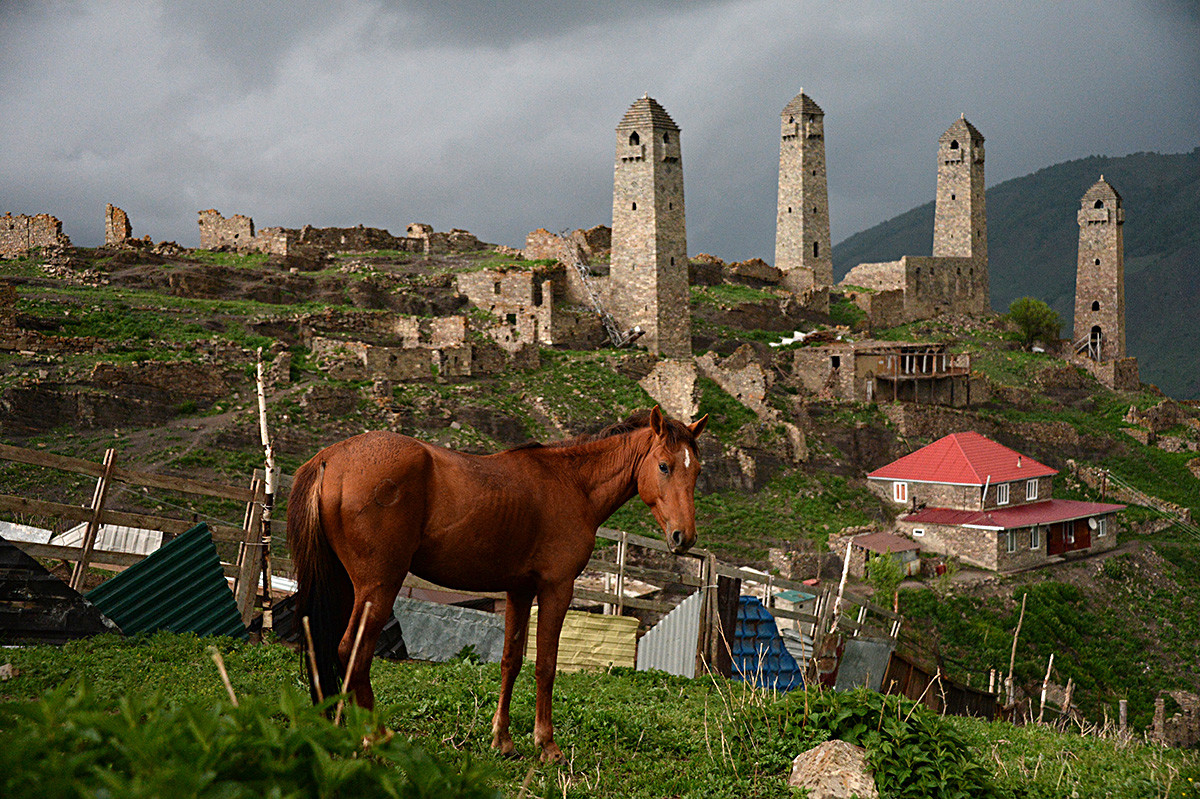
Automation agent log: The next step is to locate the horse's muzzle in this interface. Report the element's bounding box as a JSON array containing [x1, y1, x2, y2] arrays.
[[668, 529, 693, 555]]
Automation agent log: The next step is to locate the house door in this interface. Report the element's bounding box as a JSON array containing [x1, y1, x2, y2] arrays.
[[1070, 519, 1091, 551], [1047, 522, 1067, 556], [1088, 326, 1103, 361]]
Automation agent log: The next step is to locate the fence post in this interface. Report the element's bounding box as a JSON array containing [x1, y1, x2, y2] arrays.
[[69, 448, 117, 592], [694, 553, 715, 676], [235, 477, 265, 626], [616, 530, 627, 616]]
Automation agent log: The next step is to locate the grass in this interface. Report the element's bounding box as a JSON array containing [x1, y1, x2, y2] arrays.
[[691, 284, 784, 308], [2, 634, 1195, 798], [187, 250, 271, 268]]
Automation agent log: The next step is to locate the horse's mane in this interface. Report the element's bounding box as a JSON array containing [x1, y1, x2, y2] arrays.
[[505, 409, 697, 452]]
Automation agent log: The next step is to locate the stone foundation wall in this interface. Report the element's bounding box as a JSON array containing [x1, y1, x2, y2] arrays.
[[844, 288, 905, 330], [895, 521, 998, 570], [0, 213, 70, 257], [1078, 356, 1139, 391]]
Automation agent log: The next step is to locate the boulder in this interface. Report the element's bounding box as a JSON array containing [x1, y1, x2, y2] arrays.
[[786, 739, 878, 799]]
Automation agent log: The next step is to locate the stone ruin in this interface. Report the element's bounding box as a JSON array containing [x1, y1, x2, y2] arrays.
[[196, 210, 485, 258], [1152, 690, 1200, 749], [105, 204, 132, 246], [0, 213, 71, 257]]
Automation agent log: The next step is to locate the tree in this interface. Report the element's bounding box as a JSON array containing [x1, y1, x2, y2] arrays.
[[1007, 296, 1061, 350], [866, 552, 904, 613]]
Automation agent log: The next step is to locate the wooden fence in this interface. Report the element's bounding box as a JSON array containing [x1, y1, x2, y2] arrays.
[[0, 441, 902, 672], [0, 443, 267, 624]]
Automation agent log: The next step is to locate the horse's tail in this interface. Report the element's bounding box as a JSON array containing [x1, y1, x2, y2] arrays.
[[287, 459, 350, 704]]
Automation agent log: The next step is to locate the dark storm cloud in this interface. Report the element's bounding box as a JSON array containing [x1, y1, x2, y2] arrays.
[[0, 1, 1196, 260]]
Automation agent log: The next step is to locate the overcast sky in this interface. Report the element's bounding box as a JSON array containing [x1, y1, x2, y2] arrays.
[[2, 0, 1197, 260]]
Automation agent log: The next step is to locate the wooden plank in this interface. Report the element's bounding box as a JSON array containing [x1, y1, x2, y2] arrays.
[[12, 541, 144, 569], [764, 606, 819, 624], [712, 562, 813, 593], [0, 494, 244, 544], [0, 443, 254, 502], [0, 442, 105, 477], [0, 494, 93, 524], [109, 466, 255, 503], [71, 448, 117, 591], [583, 558, 702, 588], [402, 572, 506, 601], [572, 586, 674, 613]]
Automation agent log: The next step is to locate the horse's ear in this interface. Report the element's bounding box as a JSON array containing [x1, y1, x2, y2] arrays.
[[688, 414, 709, 439], [649, 406, 665, 437]]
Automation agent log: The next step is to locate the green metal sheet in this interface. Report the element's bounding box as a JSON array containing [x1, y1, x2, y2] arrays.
[[86, 522, 247, 639]]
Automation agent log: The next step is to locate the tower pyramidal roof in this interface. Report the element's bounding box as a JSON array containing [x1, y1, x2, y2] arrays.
[[618, 94, 679, 131], [1083, 174, 1122, 202], [941, 115, 984, 142], [782, 90, 822, 116]]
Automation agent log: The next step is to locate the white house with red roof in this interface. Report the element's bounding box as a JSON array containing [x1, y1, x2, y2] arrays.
[[867, 431, 1123, 571]]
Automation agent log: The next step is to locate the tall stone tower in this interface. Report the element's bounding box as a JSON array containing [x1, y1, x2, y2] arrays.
[[774, 90, 831, 293], [1073, 176, 1125, 361], [933, 115, 988, 310], [610, 94, 690, 358]]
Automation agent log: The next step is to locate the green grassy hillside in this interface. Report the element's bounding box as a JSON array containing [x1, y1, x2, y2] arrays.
[[832, 148, 1200, 398]]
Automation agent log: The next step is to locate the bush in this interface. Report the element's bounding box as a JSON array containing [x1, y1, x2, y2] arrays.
[[1007, 297, 1061, 350], [0, 685, 501, 799]]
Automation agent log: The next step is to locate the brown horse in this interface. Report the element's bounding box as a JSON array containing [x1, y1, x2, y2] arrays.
[[286, 407, 707, 761]]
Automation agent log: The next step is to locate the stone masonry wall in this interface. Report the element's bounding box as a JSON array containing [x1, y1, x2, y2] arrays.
[[105, 204, 132, 246], [198, 209, 254, 250], [896, 521, 998, 570], [775, 92, 832, 291], [1073, 179, 1125, 360], [457, 268, 557, 346], [0, 213, 71, 257]]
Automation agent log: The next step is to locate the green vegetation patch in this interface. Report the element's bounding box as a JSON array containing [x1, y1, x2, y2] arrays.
[[187, 250, 271, 269], [691, 284, 783, 308]]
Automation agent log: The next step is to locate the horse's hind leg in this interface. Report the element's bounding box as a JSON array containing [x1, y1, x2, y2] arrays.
[[491, 588, 534, 756], [339, 579, 404, 709]]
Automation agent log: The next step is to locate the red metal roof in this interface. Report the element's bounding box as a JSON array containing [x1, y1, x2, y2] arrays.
[[868, 431, 1057, 485], [852, 531, 920, 554], [902, 499, 1125, 530]]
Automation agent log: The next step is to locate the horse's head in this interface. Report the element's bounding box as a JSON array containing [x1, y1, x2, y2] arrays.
[[637, 406, 708, 555]]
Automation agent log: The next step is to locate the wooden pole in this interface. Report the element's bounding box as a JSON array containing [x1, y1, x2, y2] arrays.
[[1006, 592, 1027, 706], [831, 539, 853, 634], [616, 530, 627, 616], [256, 348, 276, 633], [1119, 698, 1127, 733], [70, 447, 117, 592], [988, 668, 996, 694], [1062, 677, 1074, 722], [1037, 653, 1055, 723]]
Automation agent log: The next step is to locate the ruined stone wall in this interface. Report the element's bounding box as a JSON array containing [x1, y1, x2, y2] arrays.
[[775, 92, 832, 292], [456, 268, 556, 345], [790, 344, 860, 401], [197, 209, 254, 250], [1079, 355, 1139, 391], [0, 213, 70, 257], [293, 224, 420, 254], [845, 288, 905, 331], [105, 205, 132, 246], [696, 345, 774, 420], [1153, 692, 1200, 749], [841, 259, 906, 293], [638, 358, 699, 422], [609, 95, 690, 358]]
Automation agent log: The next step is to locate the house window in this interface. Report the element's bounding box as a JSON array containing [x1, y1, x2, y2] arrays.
[[997, 483, 1010, 505], [1026, 479, 1038, 501], [629, 131, 640, 146], [912, 528, 925, 538], [1091, 301, 1100, 311], [893, 482, 908, 504], [1096, 517, 1107, 537], [1006, 530, 1017, 553], [1030, 526, 1041, 549]]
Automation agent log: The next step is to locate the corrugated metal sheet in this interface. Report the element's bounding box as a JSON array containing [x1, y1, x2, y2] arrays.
[[0, 521, 52, 545], [526, 608, 638, 672], [834, 637, 895, 692], [52, 523, 163, 556], [392, 595, 506, 662], [86, 523, 246, 639], [636, 589, 701, 678], [0, 537, 120, 644], [731, 597, 804, 691]]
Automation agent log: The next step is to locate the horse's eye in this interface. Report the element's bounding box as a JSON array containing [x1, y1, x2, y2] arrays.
[[659, 462, 669, 474]]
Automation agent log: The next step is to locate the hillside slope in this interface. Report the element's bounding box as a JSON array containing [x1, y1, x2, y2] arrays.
[[832, 148, 1200, 398]]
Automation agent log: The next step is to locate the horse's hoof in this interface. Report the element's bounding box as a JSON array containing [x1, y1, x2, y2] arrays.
[[491, 737, 518, 758], [539, 743, 564, 764]]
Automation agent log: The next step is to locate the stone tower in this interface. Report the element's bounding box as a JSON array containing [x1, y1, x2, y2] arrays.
[[610, 94, 690, 359], [933, 115, 988, 310], [774, 90, 831, 293], [1073, 176, 1125, 361]]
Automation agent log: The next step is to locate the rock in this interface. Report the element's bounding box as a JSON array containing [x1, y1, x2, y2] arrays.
[[786, 739, 879, 799]]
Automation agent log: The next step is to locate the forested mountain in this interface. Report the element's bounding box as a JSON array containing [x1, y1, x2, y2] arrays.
[[833, 148, 1200, 398]]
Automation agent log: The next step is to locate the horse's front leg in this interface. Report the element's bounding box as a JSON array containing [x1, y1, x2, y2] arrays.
[[491, 588, 533, 756], [532, 580, 573, 763]]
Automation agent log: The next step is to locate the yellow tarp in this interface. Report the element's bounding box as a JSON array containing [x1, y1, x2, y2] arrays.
[[525, 608, 639, 672]]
